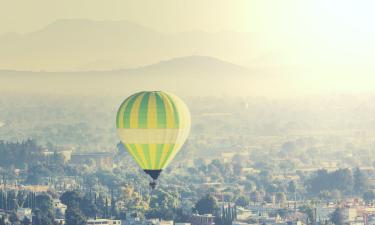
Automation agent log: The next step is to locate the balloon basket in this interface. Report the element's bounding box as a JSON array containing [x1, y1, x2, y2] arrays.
[[149, 180, 157, 189]]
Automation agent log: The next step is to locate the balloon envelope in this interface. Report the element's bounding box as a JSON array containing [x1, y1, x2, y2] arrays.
[[116, 91, 191, 180]]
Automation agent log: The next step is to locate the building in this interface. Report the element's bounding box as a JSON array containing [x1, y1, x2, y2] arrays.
[[316, 204, 336, 221], [87, 219, 121, 225], [70, 152, 114, 169], [18, 185, 50, 192], [344, 208, 359, 222], [16, 208, 32, 221], [175, 223, 191, 225], [53, 199, 67, 218], [149, 219, 173, 225], [342, 207, 365, 225], [55, 219, 65, 225], [42, 149, 73, 163], [191, 214, 215, 225]]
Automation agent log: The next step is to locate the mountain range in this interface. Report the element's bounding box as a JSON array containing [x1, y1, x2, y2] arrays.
[[0, 19, 266, 71], [0, 55, 305, 97], [1, 19, 374, 97]]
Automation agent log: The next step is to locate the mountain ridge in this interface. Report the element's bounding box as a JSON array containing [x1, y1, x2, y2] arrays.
[[0, 55, 249, 74], [0, 19, 264, 71]]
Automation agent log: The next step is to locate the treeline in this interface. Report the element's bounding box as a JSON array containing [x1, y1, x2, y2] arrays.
[[0, 191, 56, 225], [60, 190, 121, 221], [0, 190, 124, 225], [0, 140, 81, 185], [0, 190, 38, 211], [215, 204, 237, 225], [306, 168, 368, 197], [0, 140, 42, 168]]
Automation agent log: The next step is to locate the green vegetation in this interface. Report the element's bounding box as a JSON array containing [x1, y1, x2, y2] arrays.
[[1, 95, 375, 223]]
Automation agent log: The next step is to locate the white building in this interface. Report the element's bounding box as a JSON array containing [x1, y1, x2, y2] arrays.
[[55, 219, 65, 225], [16, 208, 32, 221], [87, 219, 121, 225], [148, 219, 173, 225], [53, 199, 67, 218]]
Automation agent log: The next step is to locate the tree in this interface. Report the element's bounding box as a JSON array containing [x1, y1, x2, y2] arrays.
[[32, 207, 55, 225], [65, 202, 86, 225], [307, 169, 354, 194], [288, 181, 296, 194], [331, 208, 344, 225], [363, 190, 375, 204], [35, 194, 53, 212], [276, 192, 287, 207], [80, 195, 98, 218], [354, 168, 368, 195], [193, 194, 219, 215], [299, 205, 314, 225], [9, 212, 19, 225], [0, 217, 6, 225], [22, 217, 31, 225], [250, 191, 263, 203], [147, 189, 179, 220], [235, 196, 250, 207], [25, 164, 50, 185], [318, 190, 342, 202], [215, 204, 236, 225], [60, 191, 82, 207]]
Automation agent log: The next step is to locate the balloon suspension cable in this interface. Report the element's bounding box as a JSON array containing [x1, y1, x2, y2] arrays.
[[149, 180, 157, 190]]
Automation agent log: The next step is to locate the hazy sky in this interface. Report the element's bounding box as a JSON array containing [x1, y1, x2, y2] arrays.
[[0, 0, 290, 34], [2, 0, 375, 68], [2, 0, 374, 34], [2, 0, 375, 95]]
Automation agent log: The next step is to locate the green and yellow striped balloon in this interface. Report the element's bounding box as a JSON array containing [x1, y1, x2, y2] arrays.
[[116, 91, 191, 181]]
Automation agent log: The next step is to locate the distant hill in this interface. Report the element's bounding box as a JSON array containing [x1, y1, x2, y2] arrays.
[[127, 55, 249, 74], [0, 55, 283, 96], [0, 19, 264, 71], [2, 54, 370, 97]]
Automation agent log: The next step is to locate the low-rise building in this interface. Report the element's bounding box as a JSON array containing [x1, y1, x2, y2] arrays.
[[191, 214, 215, 225], [55, 219, 65, 225], [87, 219, 121, 225], [175, 223, 191, 225], [148, 219, 173, 225], [16, 208, 32, 221], [53, 199, 67, 218], [70, 152, 114, 169]]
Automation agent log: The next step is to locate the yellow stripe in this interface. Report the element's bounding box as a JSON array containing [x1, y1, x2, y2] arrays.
[[161, 93, 175, 128], [134, 144, 148, 169], [147, 93, 157, 128], [129, 93, 145, 128], [159, 144, 170, 169], [125, 144, 144, 168], [149, 144, 157, 169]]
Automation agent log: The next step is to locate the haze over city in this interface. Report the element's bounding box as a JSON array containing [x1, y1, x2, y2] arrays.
[[1, 1, 375, 225]]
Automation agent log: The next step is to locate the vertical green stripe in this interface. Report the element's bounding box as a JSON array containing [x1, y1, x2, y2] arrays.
[[160, 144, 176, 169], [142, 144, 152, 169], [163, 94, 180, 128], [155, 144, 164, 169], [116, 105, 122, 128], [155, 92, 167, 128], [123, 93, 140, 128], [127, 144, 145, 169], [138, 93, 150, 128]]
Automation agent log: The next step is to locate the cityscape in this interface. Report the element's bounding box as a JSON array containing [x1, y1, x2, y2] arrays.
[[1, 1, 375, 225]]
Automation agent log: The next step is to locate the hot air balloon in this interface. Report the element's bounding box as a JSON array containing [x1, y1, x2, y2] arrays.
[[116, 91, 191, 189]]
